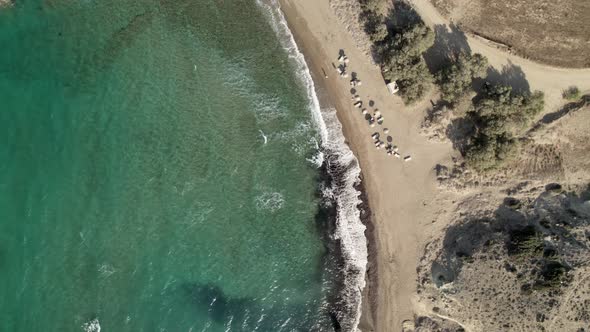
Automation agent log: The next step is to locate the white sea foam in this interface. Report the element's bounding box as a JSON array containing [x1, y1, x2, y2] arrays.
[[98, 263, 116, 277], [256, 1, 368, 331], [255, 192, 285, 213], [259, 130, 268, 144], [222, 67, 286, 123], [82, 318, 101, 332], [255, 0, 327, 147], [320, 109, 367, 331]]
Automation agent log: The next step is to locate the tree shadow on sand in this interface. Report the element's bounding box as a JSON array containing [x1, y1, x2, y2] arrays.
[[385, 0, 422, 30], [423, 23, 471, 73], [527, 94, 590, 133], [473, 62, 531, 95], [539, 94, 590, 125], [445, 116, 475, 153], [361, 1, 424, 63]]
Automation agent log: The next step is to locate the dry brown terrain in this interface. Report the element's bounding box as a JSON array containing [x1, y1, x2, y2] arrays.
[[430, 0, 590, 68], [415, 98, 590, 331]]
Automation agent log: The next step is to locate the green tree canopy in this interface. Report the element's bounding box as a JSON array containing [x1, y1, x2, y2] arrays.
[[436, 53, 488, 104], [464, 83, 544, 170], [379, 24, 435, 104]]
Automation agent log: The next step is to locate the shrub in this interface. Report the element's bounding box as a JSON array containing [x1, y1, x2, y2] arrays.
[[465, 133, 518, 170], [533, 260, 567, 291], [507, 225, 543, 257], [562, 86, 580, 100]]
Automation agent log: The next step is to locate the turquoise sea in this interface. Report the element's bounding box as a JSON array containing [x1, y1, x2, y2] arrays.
[[0, 0, 366, 331]]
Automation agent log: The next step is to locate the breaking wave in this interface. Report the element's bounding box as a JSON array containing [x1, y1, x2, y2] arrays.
[[256, 1, 368, 331], [82, 318, 101, 332]]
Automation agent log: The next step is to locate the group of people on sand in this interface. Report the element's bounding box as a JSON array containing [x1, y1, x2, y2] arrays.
[[336, 51, 411, 162]]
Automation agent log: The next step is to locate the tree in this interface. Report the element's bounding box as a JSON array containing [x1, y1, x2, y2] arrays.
[[359, 0, 387, 42], [380, 24, 435, 104], [436, 53, 488, 104], [358, 0, 435, 104], [360, 10, 388, 43], [464, 83, 544, 170], [470, 84, 544, 134], [465, 132, 518, 170], [379, 23, 434, 60]]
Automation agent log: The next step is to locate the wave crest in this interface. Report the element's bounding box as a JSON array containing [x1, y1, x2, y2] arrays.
[[256, 1, 368, 331]]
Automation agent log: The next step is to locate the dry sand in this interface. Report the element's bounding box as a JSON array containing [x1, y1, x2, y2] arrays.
[[278, 0, 590, 331]]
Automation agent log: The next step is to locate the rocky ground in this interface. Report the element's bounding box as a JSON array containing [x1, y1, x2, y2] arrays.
[[411, 98, 590, 331], [415, 184, 590, 331]]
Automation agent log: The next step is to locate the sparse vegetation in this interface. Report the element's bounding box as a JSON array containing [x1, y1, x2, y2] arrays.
[[533, 260, 567, 291], [562, 86, 581, 101], [464, 83, 544, 170], [507, 225, 543, 258], [435, 53, 488, 104], [419, 186, 590, 331]]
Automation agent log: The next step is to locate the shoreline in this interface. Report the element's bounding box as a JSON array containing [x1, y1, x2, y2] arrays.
[[274, 3, 377, 329], [278, 6, 379, 329], [257, 1, 371, 329], [354, 177, 378, 331], [278, 0, 455, 330]]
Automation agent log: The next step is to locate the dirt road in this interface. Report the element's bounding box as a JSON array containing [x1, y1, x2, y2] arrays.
[[409, 0, 590, 111]]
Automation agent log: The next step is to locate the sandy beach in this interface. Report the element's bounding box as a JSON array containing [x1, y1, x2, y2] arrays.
[[279, 0, 455, 330]]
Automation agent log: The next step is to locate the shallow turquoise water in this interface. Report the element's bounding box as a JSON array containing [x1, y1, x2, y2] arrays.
[[0, 1, 337, 330]]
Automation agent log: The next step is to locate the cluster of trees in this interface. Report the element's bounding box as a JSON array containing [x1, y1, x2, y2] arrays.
[[359, 1, 487, 106], [435, 53, 488, 104], [378, 24, 434, 104], [464, 84, 544, 170], [358, 0, 547, 170], [359, 0, 435, 104]]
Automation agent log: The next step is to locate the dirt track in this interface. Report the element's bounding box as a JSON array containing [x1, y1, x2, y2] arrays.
[[408, 0, 590, 112]]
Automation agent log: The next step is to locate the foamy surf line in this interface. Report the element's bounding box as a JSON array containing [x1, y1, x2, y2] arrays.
[[255, 1, 368, 331]]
